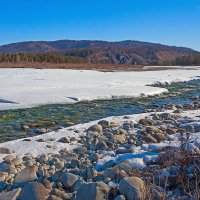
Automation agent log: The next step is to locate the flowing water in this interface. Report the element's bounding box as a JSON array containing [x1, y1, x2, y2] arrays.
[[0, 79, 200, 142]]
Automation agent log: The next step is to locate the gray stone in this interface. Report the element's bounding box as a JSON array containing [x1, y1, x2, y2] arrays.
[[54, 161, 64, 170], [88, 153, 99, 162], [50, 188, 70, 200], [74, 182, 110, 200], [3, 154, 16, 161], [71, 159, 81, 167], [114, 195, 126, 200], [98, 120, 110, 129], [85, 167, 97, 179], [87, 124, 103, 133], [0, 188, 21, 200], [14, 166, 38, 184], [47, 195, 62, 200], [119, 177, 146, 200], [96, 140, 108, 150], [38, 154, 49, 163], [73, 147, 87, 154], [112, 134, 126, 143], [194, 125, 200, 133], [153, 132, 167, 142], [72, 179, 85, 191], [0, 163, 17, 174], [19, 182, 48, 200], [0, 172, 7, 181], [12, 157, 23, 166], [0, 147, 13, 154], [58, 137, 70, 143], [59, 172, 78, 189], [139, 118, 154, 126]]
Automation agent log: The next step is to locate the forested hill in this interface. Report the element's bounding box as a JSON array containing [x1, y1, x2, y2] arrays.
[[0, 40, 198, 65]]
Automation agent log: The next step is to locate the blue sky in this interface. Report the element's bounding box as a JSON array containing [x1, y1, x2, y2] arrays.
[[0, 0, 200, 50]]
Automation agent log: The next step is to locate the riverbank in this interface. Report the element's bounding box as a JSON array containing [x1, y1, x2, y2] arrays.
[[0, 104, 200, 199]]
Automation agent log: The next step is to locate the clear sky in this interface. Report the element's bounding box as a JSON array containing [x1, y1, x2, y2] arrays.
[[0, 0, 200, 50]]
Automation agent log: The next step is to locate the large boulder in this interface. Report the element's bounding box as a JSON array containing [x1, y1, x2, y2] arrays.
[[74, 182, 110, 200], [59, 172, 78, 189], [19, 182, 48, 200], [0, 188, 21, 200], [119, 177, 146, 200], [14, 166, 38, 184]]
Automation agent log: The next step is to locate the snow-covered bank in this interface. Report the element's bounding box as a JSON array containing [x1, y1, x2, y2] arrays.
[[0, 109, 199, 165], [0, 68, 200, 110]]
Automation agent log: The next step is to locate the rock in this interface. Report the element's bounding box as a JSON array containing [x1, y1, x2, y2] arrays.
[[87, 124, 103, 133], [51, 170, 64, 182], [165, 104, 176, 110], [143, 134, 157, 143], [71, 159, 81, 167], [0, 163, 17, 174], [166, 128, 177, 135], [88, 153, 99, 162], [0, 172, 7, 181], [58, 137, 70, 143], [139, 118, 155, 126], [194, 125, 200, 133], [72, 179, 85, 191], [19, 182, 48, 200], [73, 147, 87, 154], [50, 188, 70, 200], [181, 124, 195, 133], [14, 166, 38, 184], [0, 188, 21, 200], [0, 147, 12, 154], [74, 182, 110, 200], [146, 126, 161, 134], [37, 128, 47, 134], [70, 137, 77, 142], [54, 161, 64, 170], [59, 172, 78, 189], [42, 179, 52, 190], [173, 109, 183, 114], [96, 140, 108, 150], [85, 167, 97, 180], [114, 195, 126, 200], [36, 138, 45, 142], [0, 181, 6, 190], [22, 125, 30, 130], [24, 160, 34, 167], [112, 134, 126, 143], [38, 154, 49, 163], [115, 162, 132, 174], [160, 113, 171, 120], [47, 195, 62, 200], [3, 154, 16, 161], [12, 157, 23, 166], [119, 177, 146, 200], [98, 120, 110, 129], [153, 132, 167, 142]]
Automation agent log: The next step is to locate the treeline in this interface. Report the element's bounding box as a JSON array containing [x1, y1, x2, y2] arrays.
[[0, 50, 92, 64], [163, 54, 200, 66]]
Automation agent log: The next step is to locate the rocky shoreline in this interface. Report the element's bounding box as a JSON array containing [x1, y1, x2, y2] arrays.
[[0, 100, 200, 199]]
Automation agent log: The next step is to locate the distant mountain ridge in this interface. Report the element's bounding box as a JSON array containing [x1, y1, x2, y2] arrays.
[[0, 40, 198, 65]]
